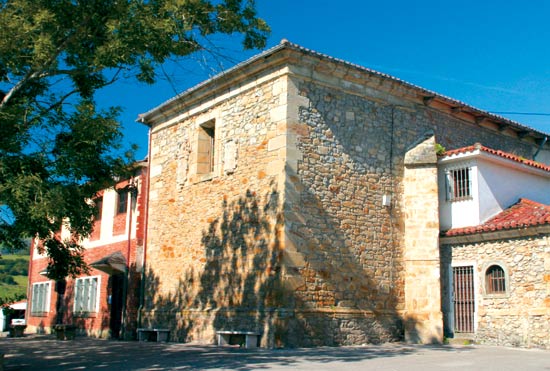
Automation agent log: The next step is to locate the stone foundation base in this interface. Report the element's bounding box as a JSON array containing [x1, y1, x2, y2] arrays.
[[25, 325, 115, 339], [140, 308, 404, 347], [403, 311, 443, 344], [474, 314, 550, 349]]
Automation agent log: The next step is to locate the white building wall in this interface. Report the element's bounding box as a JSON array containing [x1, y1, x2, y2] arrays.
[[438, 162, 480, 230], [439, 151, 550, 230], [477, 160, 550, 223], [99, 189, 116, 240]]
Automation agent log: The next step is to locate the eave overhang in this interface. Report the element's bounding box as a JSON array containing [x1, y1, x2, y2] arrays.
[[441, 224, 550, 245], [137, 40, 550, 146]]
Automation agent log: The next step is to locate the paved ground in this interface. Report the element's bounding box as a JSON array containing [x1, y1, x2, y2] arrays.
[[1, 335, 550, 371]]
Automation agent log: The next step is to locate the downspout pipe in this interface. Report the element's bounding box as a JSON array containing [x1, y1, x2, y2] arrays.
[[120, 176, 137, 340], [533, 136, 547, 161], [26, 239, 35, 328], [137, 126, 152, 329]]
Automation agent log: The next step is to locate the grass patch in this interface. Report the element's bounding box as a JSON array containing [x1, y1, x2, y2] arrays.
[[0, 282, 27, 299], [1, 254, 29, 261], [0, 254, 29, 300]]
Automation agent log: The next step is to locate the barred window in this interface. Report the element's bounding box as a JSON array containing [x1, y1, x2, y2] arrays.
[[486, 265, 506, 294], [74, 276, 99, 313], [31, 282, 51, 314], [446, 167, 472, 201]]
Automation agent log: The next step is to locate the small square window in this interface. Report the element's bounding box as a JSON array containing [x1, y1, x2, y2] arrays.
[[446, 167, 472, 201]]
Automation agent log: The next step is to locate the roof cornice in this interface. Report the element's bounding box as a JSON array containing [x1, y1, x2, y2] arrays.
[[137, 40, 550, 145], [439, 143, 550, 177], [440, 224, 550, 244]]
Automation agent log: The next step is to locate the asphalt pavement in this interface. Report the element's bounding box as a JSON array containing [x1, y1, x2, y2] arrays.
[[1, 335, 549, 370]]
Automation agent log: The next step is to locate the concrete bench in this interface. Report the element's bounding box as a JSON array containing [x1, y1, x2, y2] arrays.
[[216, 330, 260, 348], [137, 328, 170, 342]]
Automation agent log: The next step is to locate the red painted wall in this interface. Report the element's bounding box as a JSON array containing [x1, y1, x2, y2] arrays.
[[26, 166, 148, 339]]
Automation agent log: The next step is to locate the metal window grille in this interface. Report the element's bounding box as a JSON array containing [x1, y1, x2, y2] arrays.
[[453, 266, 475, 333], [447, 168, 472, 201], [486, 265, 506, 294]]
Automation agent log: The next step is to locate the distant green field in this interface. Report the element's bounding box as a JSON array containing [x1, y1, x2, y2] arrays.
[[0, 254, 29, 300]]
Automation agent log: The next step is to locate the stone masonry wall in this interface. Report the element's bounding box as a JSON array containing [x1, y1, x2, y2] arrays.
[[280, 54, 538, 345], [441, 236, 550, 349], [402, 136, 443, 343], [144, 73, 287, 346], [282, 77, 404, 345], [143, 50, 542, 347]]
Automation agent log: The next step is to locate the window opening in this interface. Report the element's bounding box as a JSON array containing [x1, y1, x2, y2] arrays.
[[197, 121, 215, 174], [94, 197, 103, 220], [447, 167, 472, 201], [74, 276, 99, 313], [31, 282, 51, 314], [486, 265, 506, 294], [117, 190, 128, 214]]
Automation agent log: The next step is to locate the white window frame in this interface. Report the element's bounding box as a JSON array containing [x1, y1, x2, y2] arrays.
[[446, 167, 473, 201], [73, 276, 100, 314], [31, 281, 51, 314]]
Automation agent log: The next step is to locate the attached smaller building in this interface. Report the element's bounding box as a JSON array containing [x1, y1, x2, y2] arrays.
[[439, 144, 550, 348], [26, 164, 148, 339]]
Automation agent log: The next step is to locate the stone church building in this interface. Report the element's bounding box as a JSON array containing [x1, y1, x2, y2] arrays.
[[137, 41, 550, 347]]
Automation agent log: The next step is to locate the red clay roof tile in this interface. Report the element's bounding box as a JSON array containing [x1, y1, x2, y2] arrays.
[[443, 198, 550, 237], [442, 143, 550, 173]]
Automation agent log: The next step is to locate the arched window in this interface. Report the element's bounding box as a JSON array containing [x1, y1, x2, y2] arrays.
[[485, 265, 506, 294]]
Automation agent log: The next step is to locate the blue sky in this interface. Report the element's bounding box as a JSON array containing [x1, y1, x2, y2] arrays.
[[99, 0, 550, 160]]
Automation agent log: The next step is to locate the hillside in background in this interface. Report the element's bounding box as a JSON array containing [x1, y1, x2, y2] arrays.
[[0, 254, 29, 300]]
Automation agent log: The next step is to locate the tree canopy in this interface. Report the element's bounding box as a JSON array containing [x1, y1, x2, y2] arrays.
[[0, 0, 269, 279]]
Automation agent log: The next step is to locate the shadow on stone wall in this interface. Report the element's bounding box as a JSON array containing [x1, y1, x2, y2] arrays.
[[283, 165, 404, 346], [142, 184, 285, 346], [141, 175, 414, 346], [138, 83, 446, 347], [280, 91, 406, 345]]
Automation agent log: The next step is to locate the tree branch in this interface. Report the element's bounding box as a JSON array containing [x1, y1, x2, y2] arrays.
[[0, 27, 81, 110]]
